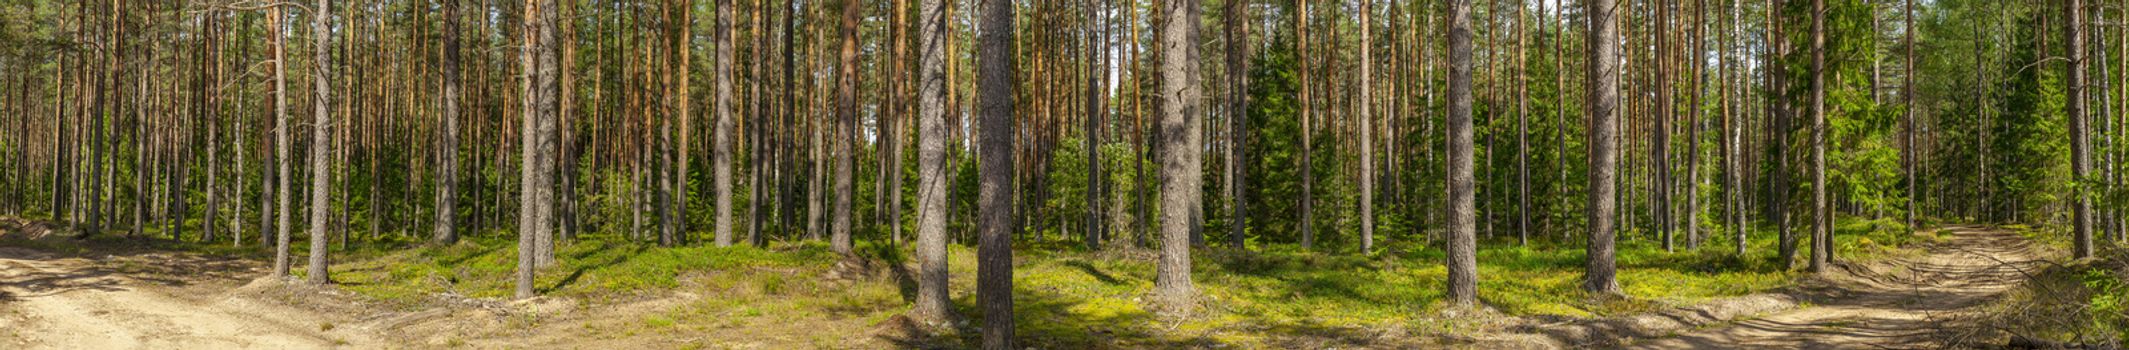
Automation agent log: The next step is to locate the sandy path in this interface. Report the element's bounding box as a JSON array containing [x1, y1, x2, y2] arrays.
[[0, 247, 376, 349], [1632, 225, 2046, 349]]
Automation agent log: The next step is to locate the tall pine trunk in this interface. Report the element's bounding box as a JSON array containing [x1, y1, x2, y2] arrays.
[[1808, 0, 1830, 274], [715, 0, 736, 247], [1447, 0, 1482, 305], [1584, 0, 1624, 296], [1153, 0, 1202, 315], [1360, 0, 1377, 253], [909, 0, 955, 326], [517, 0, 560, 300], [976, 0, 1017, 346], [2067, 0, 2095, 258], [436, 0, 462, 245], [270, 4, 294, 278], [305, 0, 336, 285], [832, 0, 858, 254], [1223, 0, 1248, 251]]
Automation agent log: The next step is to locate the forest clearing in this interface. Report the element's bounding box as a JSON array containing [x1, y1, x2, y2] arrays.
[[3, 0, 2129, 348]]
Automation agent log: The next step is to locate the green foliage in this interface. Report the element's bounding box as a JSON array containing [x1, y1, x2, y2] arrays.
[[2081, 267, 2127, 339]]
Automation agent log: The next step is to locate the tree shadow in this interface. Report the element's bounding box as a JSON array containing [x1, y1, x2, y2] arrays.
[[1061, 260, 1124, 286], [542, 242, 647, 294], [875, 284, 1222, 349]]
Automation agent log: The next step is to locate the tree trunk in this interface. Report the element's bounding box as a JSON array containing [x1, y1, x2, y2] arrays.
[[306, 0, 336, 286], [1447, 0, 1482, 305], [1223, 0, 1248, 251], [516, 0, 559, 300], [1808, 0, 1830, 274], [1769, 0, 1795, 267], [1084, 0, 1106, 251], [1295, 0, 1313, 250], [909, 0, 956, 326], [673, 0, 693, 247], [205, 12, 220, 243], [1361, 0, 1377, 253], [1153, 0, 1202, 315], [1655, 0, 1674, 253], [2068, 0, 2095, 258], [1514, 0, 1529, 247], [832, 0, 858, 255], [1727, 0, 1746, 255], [1902, 0, 1916, 235], [436, 0, 462, 245], [976, 0, 1016, 346], [1687, 0, 1706, 249], [1584, 0, 1623, 296], [270, 4, 294, 278], [715, 0, 736, 247]]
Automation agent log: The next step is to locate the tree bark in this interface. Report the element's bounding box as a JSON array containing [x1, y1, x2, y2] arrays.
[[436, 0, 462, 245], [1361, 0, 1377, 253], [270, 4, 294, 278], [674, 0, 693, 247], [1727, 0, 1746, 255], [1902, 0, 1916, 235], [1448, 0, 1482, 305], [829, 0, 858, 255], [1584, 0, 1623, 296], [1809, 0, 1829, 274], [976, 0, 1016, 346], [1687, 0, 1706, 249], [1153, 0, 1202, 315], [1514, 0, 1529, 247], [1295, 0, 1314, 250], [1223, 0, 1248, 251], [2067, 0, 2095, 258], [715, 0, 736, 247], [906, 0, 956, 326], [517, 0, 560, 300], [306, 0, 336, 286]]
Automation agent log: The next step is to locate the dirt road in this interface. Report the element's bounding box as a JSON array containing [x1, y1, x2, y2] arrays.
[[0, 244, 381, 349], [1632, 225, 2048, 349]]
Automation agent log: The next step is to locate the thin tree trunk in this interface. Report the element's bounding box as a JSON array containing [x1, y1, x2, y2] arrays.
[[1808, 0, 1830, 273], [1687, 0, 1705, 249], [270, 4, 294, 278], [1514, 0, 1529, 247], [1902, 0, 1916, 234], [306, 0, 336, 285], [2068, 0, 2094, 258], [1224, 0, 1248, 251], [1361, 0, 1377, 253], [1296, 0, 1313, 250], [1770, 0, 1795, 266], [674, 0, 693, 247], [1728, 0, 1746, 255]]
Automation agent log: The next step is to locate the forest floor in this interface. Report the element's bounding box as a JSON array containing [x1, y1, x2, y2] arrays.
[[0, 216, 2038, 349], [1620, 225, 2051, 349]]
